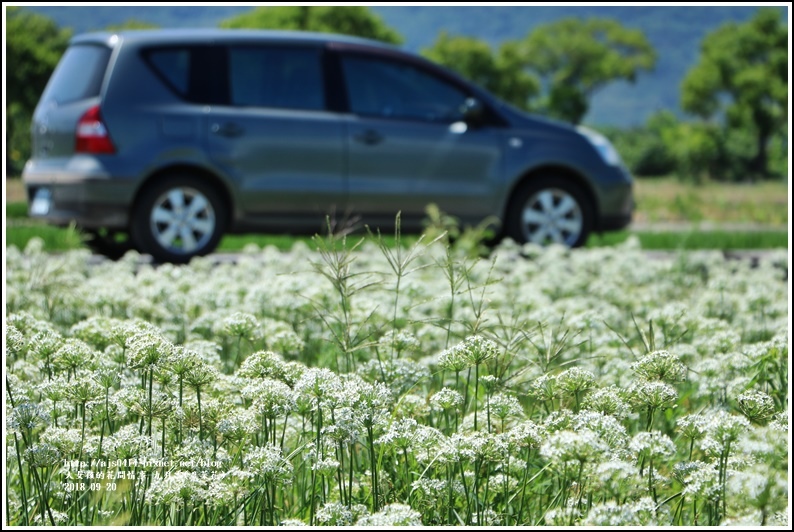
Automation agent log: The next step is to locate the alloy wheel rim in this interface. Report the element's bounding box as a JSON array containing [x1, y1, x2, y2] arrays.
[[150, 187, 215, 254], [521, 188, 583, 246]]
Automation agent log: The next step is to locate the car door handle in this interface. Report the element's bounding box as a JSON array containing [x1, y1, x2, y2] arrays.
[[211, 122, 245, 138], [353, 130, 383, 145]]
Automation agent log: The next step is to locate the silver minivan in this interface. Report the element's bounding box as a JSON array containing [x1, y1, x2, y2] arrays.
[[24, 29, 634, 263]]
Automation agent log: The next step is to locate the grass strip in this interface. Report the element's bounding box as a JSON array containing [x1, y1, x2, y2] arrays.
[[587, 230, 788, 250]]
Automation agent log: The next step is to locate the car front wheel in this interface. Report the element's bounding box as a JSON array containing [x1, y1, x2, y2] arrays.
[[505, 177, 593, 248], [131, 176, 227, 263]]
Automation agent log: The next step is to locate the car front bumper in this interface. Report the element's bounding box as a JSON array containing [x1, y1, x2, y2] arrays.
[[594, 165, 634, 232]]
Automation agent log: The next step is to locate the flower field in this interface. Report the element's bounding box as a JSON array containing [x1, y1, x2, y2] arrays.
[[4, 233, 790, 526]]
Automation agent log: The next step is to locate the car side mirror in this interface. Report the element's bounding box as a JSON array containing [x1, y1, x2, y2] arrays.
[[460, 97, 485, 125]]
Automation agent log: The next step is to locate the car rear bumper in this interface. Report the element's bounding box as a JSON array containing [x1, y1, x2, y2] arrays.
[[22, 160, 134, 230]]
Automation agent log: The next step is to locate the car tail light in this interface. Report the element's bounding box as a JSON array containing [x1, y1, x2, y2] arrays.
[[75, 105, 116, 154]]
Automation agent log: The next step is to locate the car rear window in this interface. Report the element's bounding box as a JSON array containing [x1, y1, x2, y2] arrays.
[[40, 44, 111, 105]]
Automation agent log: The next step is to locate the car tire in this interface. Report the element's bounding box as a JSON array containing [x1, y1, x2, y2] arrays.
[[130, 175, 227, 263], [505, 176, 593, 248]]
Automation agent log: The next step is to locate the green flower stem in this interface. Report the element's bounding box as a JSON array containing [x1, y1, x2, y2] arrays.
[[31, 466, 55, 525], [517, 448, 532, 525], [348, 445, 355, 509], [649, 455, 658, 506], [336, 443, 347, 505], [473, 364, 479, 431], [13, 434, 30, 526], [178, 375, 183, 443], [646, 406, 655, 432], [309, 409, 322, 525], [196, 386, 203, 441], [458, 460, 471, 524], [367, 424, 379, 512]]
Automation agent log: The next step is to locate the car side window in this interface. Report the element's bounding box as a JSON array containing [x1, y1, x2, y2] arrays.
[[144, 46, 225, 103], [228, 46, 324, 111], [147, 48, 191, 95], [340, 55, 469, 123]]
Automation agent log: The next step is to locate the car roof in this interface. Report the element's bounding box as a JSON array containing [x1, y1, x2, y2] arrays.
[[70, 28, 399, 51], [68, 27, 505, 116]]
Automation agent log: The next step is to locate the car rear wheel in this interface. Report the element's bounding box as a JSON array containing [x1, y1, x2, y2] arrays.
[[505, 176, 593, 248], [131, 176, 226, 263]]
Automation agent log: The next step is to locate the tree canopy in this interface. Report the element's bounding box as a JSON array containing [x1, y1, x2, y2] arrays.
[[6, 7, 71, 114], [219, 6, 402, 45], [681, 8, 788, 177], [106, 19, 160, 31], [422, 18, 656, 125], [520, 17, 657, 124], [6, 7, 71, 174], [422, 32, 540, 111]]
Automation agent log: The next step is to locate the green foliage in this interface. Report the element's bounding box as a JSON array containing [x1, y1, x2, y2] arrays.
[[662, 122, 722, 184], [5, 224, 85, 252], [661, 120, 772, 183], [6, 104, 33, 178], [6, 202, 29, 219], [422, 18, 656, 125], [6, 7, 71, 175], [766, 132, 788, 179], [587, 230, 788, 250], [521, 17, 656, 124], [603, 112, 678, 177], [681, 8, 788, 178], [105, 19, 160, 31], [219, 6, 402, 44], [422, 32, 540, 110], [609, 106, 783, 182], [545, 84, 589, 126], [5, 8, 70, 111], [422, 204, 499, 259]]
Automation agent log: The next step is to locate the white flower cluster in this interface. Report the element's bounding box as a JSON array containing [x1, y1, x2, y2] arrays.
[[4, 237, 788, 527]]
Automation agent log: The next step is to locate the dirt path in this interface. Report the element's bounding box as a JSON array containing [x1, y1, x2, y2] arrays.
[[5, 178, 25, 203]]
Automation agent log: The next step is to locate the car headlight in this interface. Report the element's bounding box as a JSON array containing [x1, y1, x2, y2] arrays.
[[577, 126, 622, 167]]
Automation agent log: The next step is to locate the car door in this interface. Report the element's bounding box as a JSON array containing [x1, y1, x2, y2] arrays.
[[206, 44, 345, 223], [337, 53, 503, 226]]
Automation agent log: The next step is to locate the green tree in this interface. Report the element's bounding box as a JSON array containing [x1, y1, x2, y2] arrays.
[[661, 121, 722, 184], [603, 111, 679, 178], [106, 19, 160, 31], [6, 7, 71, 175], [681, 8, 787, 178], [422, 32, 540, 111], [521, 17, 656, 124], [219, 6, 402, 44]]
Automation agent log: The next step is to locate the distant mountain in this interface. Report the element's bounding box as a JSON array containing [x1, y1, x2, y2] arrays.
[[20, 5, 787, 127]]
